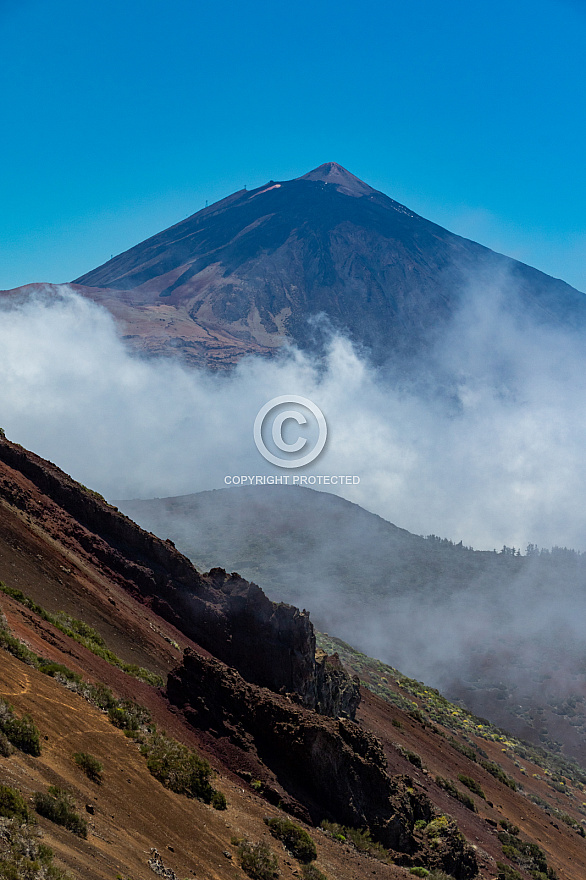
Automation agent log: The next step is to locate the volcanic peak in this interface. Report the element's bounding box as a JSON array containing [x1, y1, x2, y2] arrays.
[[298, 161, 377, 197]]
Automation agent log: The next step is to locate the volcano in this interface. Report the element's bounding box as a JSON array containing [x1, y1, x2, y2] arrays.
[[5, 162, 586, 366]]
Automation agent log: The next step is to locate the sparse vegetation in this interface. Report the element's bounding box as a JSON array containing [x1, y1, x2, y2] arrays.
[[301, 865, 328, 880], [0, 699, 41, 756], [424, 815, 450, 839], [138, 728, 226, 808], [479, 759, 517, 790], [496, 865, 523, 880], [0, 732, 13, 757], [264, 816, 316, 862], [33, 786, 87, 838], [435, 776, 476, 811], [108, 700, 150, 732], [0, 583, 163, 686], [320, 820, 390, 861], [237, 840, 278, 880], [316, 631, 586, 794], [211, 789, 227, 810], [0, 784, 30, 823], [497, 828, 557, 878], [0, 618, 229, 815], [73, 751, 103, 783], [398, 747, 423, 768], [457, 774, 486, 800], [0, 817, 71, 879], [449, 737, 477, 761]]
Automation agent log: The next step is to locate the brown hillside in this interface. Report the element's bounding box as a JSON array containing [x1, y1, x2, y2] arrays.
[[0, 435, 585, 879]]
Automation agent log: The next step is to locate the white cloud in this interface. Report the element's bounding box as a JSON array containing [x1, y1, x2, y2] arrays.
[[1, 281, 586, 553]]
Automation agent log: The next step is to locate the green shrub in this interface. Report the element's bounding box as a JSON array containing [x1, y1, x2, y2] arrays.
[[499, 819, 520, 835], [211, 789, 227, 810], [301, 865, 328, 880], [406, 750, 423, 768], [0, 731, 13, 757], [0, 627, 39, 666], [73, 751, 103, 783], [497, 831, 557, 877], [0, 783, 30, 822], [53, 613, 106, 647], [449, 738, 477, 761], [435, 776, 476, 811], [410, 869, 430, 877], [424, 815, 450, 839], [237, 840, 278, 880], [6, 714, 41, 756], [552, 808, 577, 828], [480, 759, 517, 790], [496, 865, 523, 880], [0, 818, 71, 880], [319, 820, 389, 861], [33, 786, 87, 838], [85, 681, 117, 710], [457, 773, 486, 799], [320, 820, 346, 841], [0, 701, 41, 756], [140, 730, 214, 803], [264, 816, 316, 862], [108, 700, 150, 732], [37, 660, 82, 684]]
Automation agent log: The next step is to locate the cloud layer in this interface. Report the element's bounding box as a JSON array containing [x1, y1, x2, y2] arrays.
[[1, 281, 586, 551]]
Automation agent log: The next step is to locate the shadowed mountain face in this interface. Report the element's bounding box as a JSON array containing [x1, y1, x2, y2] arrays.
[[118, 485, 586, 767], [65, 162, 586, 366]]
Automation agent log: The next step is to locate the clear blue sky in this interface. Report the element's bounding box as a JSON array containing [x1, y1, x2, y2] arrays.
[[2, 0, 585, 291]]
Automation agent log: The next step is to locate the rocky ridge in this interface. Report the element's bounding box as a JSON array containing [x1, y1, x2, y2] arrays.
[[0, 437, 357, 717], [0, 435, 482, 874], [167, 648, 478, 877]]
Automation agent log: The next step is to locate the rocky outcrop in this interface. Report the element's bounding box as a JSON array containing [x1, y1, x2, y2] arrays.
[[0, 438, 358, 717], [167, 649, 478, 878], [314, 649, 360, 718]]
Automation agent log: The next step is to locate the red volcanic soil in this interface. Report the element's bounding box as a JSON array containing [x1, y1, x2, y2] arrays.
[[0, 436, 585, 879]]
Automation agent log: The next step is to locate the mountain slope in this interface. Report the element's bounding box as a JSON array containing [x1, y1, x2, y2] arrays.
[[5, 163, 585, 367], [0, 435, 474, 877], [117, 485, 586, 768], [3, 439, 586, 876]]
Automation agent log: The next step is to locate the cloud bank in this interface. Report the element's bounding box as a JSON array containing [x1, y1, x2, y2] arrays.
[[1, 281, 586, 551]]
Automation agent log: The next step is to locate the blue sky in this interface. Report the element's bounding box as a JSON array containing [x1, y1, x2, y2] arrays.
[[2, 0, 585, 291]]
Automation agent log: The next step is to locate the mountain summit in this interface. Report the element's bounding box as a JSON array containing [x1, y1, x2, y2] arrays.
[[6, 163, 586, 366], [298, 162, 377, 197]]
